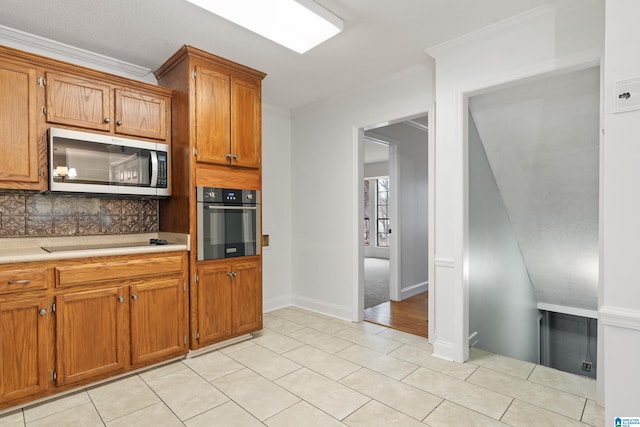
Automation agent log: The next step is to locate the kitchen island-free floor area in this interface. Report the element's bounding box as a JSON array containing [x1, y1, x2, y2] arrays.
[[0, 307, 602, 426]]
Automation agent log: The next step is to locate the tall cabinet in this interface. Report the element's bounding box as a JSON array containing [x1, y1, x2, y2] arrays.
[[155, 46, 266, 350]]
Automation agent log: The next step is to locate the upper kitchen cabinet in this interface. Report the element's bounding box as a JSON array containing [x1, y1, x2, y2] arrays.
[[45, 71, 171, 141], [0, 55, 46, 191], [155, 45, 265, 170], [194, 66, 262, 168], [45, 72, 111, 132]]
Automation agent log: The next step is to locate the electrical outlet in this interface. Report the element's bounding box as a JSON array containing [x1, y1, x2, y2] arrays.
[[582, 361, 592, 372]]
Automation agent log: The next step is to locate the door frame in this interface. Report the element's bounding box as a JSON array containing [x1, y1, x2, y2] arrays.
[[353, 109, 433, 323]]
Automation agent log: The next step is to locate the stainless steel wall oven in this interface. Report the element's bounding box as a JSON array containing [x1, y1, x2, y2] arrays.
[[196, 186, 260, 261]]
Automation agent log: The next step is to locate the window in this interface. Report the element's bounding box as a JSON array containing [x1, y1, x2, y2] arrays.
[[364, 180, 370, 245], [363, 177, 390, 248], [376, 177, 390, 247]]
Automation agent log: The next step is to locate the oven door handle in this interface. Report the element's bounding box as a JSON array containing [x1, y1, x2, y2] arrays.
[[205, 205, 258, 210]]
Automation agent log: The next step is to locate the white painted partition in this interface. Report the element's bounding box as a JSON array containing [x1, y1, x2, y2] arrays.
[[290, 64, 433, 321], [261, 104, 294, 312], [425, 1, 604, 366], [602, 0, 640, 419]]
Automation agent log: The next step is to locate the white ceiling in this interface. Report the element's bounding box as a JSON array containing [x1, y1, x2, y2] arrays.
[[364, 115, 428, 164], [0, 0, 564, 110]]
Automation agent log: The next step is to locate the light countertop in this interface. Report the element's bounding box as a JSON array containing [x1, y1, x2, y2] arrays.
[[0, 232, 189, 264]]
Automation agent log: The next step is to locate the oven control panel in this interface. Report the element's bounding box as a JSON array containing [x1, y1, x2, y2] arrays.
[[196, 187, 260, 205]]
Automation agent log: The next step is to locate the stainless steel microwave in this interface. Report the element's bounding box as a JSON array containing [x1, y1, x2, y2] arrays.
[[49, 128, 170, 197]]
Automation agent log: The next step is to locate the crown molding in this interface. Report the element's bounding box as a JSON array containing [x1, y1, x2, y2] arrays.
[[0, 24, 152, 80], [424, 5, 555, 58]]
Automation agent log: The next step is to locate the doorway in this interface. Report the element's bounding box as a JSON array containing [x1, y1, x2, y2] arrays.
[[358, 114, 429, 337], [362, 139, 392, 310], [466, 65, 600, 372]]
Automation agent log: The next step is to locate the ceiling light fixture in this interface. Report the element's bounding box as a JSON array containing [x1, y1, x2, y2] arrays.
[[186, 0, 343, 54]]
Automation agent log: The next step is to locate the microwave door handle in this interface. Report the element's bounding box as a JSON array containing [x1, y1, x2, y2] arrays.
[[149, 151, 158, 187]]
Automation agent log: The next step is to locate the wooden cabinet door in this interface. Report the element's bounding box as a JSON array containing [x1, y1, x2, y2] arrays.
[[115, 89, 168, 141], [0, 297, 50, 402], [231, 77, 261, 169], [194, 65, 230, 165], [55, 287, 127, 386], [45, 71, 112, 131], [0, 59, 43, 188], [231, 259, 262, 335], [195, 263, 231, 346], [130, 277, 185, 365]]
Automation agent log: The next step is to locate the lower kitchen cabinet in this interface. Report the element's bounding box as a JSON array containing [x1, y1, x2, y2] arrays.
[[196, 263, 231, 345], [55, 286, 128, 386], [0, 296, 51, 402], [0, 251, 189, 410], [130, 277, 185, 366], [231, 259, 262, 335], [194, 256, 262, 348]]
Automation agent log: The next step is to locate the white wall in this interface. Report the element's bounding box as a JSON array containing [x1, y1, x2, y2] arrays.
[[468, 113, 539, 363], [426, 0, 604, 366], [261, 104, 294, 312], [601, 0, 640, 418], [291, 64, 433, 320]]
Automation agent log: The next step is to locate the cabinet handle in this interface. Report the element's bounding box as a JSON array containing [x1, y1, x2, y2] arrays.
[[131, 294, 138, 301], [39, 308, 47, 316], [117, 296, 124, 303], [8, 279, 31, 285], [104, 117, 110, 123], [232, 154, 238, 160], [225, 153, 232, 159], [116, 119, 122, 126]]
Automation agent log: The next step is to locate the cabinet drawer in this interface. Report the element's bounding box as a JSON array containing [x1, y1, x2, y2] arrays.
[[0, 268, 47, 294], [55, 255, 184, 288]]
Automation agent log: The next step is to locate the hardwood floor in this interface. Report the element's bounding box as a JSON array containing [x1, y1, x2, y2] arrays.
[[364, 291, 428, 338]]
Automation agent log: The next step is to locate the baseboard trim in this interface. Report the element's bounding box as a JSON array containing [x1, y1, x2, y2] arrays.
[[432, 340, 456, 362], [291, 295, 352, 321], [186, 334, 253, 358], [401, 281, 428, 300], [600, 305, 640, 331], [263, 295, 293, 313]]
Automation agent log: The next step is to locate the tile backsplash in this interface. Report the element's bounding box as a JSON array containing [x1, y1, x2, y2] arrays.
[[0, 193, 158, 238]]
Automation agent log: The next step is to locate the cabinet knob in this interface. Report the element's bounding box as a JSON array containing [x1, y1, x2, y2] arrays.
[[117, 296, 124, 303], [131, 294, 138, 301], [232, 154, 239, 160], [39, 308, 47, 316], [116, 120, 122, 126], [104, 118, 110, 123]]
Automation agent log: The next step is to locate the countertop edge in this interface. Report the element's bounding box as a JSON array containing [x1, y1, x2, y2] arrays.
[[0, 233, 190, 264]]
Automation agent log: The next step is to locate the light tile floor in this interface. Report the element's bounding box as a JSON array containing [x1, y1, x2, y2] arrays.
[[0, 307, 604, 426]]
